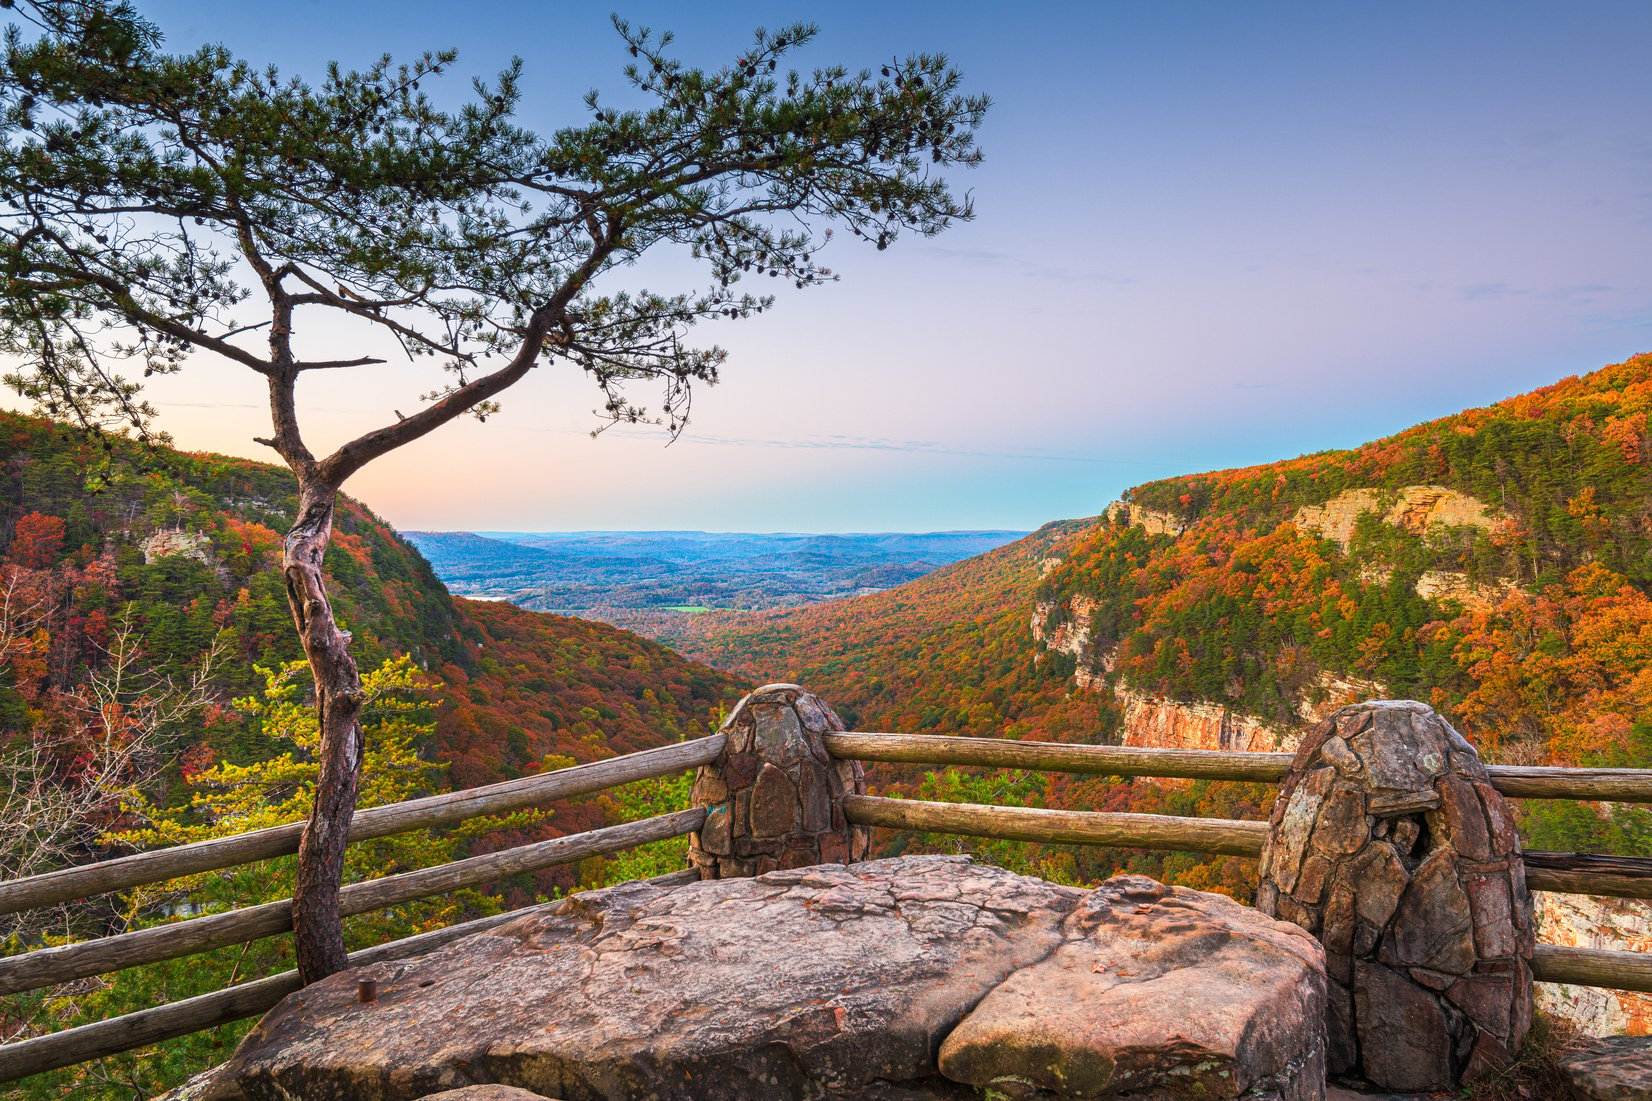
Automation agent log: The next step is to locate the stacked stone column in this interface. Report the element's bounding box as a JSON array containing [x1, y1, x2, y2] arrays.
[[1256, 700, 1533, 1093], [688, 683, 871, 878]]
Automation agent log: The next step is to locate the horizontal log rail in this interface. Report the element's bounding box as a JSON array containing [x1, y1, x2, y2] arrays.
[[841, 794, 1269, 857], [0, 734, 725, 918], [1483, 764, 1652, 803], [1522, 852, 1652, 901], [824, 732, 1652, 804], [0, 869, 703, 1087], [825, 733, 1294, 782], [0, 808, 706, 997], [843, 794, 1650, 901], [1530, 945, 1652, 995]]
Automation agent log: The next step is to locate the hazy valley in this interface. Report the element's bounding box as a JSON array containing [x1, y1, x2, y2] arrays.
[[403, 529, 1026, 634]]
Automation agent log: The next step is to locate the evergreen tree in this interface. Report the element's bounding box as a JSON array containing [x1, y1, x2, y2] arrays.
[[0, 1, 988, 979]]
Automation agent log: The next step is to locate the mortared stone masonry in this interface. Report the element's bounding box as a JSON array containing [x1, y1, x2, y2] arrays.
[[1257, 700, 1534, 1093], [687, 683, 870, 878]]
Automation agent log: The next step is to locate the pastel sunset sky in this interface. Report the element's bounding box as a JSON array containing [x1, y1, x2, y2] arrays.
[[27, 1, 1652, 532]]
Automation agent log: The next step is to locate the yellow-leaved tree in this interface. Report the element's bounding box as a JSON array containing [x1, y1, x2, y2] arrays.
[[6, 655, 500, 1101]]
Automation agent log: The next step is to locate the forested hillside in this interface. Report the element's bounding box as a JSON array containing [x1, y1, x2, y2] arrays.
[[1052, 353, 1652, 784], [0, 411, 743, 782], [0, 411, 745, 1099], [659, 519, 1100, 739]]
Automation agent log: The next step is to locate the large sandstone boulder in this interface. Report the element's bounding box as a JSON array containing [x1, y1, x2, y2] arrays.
[[176, 857, 1325, 1101], [1256, 701, 1533, 1092], [938, 876, 1326, 1100]]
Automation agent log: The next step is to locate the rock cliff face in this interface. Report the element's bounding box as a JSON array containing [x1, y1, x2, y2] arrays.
[[1115, 685, 1286, 753], [140, 527, 214, 566], [1533, 892, 1652, 1037], [1105, 499, 1186, 537], [173, 858, 1328, 1101], [1292, 485, 1499, 549], [1413, 570, 1517, 612], [1296, 673, 1388, 727], [1030, 592, 1384, 755]]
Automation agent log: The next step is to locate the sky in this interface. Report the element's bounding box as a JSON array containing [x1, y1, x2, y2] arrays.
[[14, 1, 1652, 533]]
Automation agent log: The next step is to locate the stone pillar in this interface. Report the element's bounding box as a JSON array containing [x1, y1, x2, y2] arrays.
[[1256, 701, 1533, 1093], [688, 684, 871, 878]]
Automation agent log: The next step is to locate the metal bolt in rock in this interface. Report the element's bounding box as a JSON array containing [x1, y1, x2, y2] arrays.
[[1256, 700, 1533, 1093], [688, 684, 871, 878]]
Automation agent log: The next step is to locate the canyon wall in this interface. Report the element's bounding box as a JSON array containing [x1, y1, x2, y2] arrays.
[[1293, 484, 1499, 548], [1533, 892, 1652, 1036]]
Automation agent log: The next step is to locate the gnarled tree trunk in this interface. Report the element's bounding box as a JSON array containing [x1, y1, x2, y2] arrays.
[[283, 480, 366, 984]]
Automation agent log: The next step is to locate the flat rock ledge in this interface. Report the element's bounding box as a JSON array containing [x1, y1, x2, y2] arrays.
[[167, 857, 1326, 1101], [1559, 1035, 1652, 1101]]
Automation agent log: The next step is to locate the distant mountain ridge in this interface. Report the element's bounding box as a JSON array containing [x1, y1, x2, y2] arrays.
[[404, 529, 1028, 618]]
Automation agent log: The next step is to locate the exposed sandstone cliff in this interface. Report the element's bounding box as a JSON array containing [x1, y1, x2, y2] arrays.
[[1105, 499, 1186, 537], [1029, 595, 1095, 661], [1030, 594, 1384, 753], [1114, 685, 1288, 753], [140, 528, 213, 566], [1413, 570, 1518, 612], [1533, 892, 1652, 1037], [1293, 485, 1499, 549], [1294, 672, 1388, 726]]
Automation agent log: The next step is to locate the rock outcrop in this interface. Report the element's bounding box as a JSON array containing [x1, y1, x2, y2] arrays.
[[1030, 595, 1096, 662], [1256, 702, 1533, 1092], [1296, 673, 1387, 727], [176, 858, 1326, 1101], [141, 528, 213, 566], [1292, 486, 1498, 549], [1412, 570, 1517, 613], [1534, 892, 1652, 1036], [1115, 684, 1286, 753], [1029, 598, 1383, 754], [1105, 500, 1186, 537], [1558, 1035, 1652, 1101]]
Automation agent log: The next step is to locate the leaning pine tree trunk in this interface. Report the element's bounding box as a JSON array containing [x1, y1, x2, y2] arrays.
[[283, 481, 367, 984]]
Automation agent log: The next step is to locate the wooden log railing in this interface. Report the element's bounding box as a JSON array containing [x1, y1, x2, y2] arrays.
[[0, 734, 725, 918], [1529, 944, 1652, 995], [823, 732, 1652, 803], [0, 869, 701, 1085], [4, 721, 1652, 1087], [0, 808, 705, 998], [841, 795, 1269, 857], [0, 739, 723, 1087]]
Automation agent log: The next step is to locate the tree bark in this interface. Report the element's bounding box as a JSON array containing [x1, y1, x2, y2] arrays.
[[283, 479, 365, 984]]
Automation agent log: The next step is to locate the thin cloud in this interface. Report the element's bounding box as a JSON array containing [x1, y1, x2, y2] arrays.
[[918, 245, 1137, 285], [672, 428, 1184, 468]]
